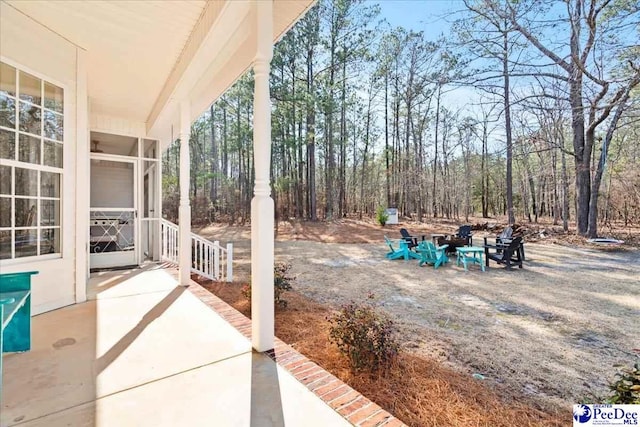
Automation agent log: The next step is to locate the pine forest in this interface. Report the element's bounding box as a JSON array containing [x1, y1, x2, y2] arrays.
[[162, 0, 640, 238]]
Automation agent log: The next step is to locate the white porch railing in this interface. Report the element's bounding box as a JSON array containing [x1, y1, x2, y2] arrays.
[[160, 219, 233, 282]]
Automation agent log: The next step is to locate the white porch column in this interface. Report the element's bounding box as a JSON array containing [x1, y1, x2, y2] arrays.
[[251, 0, 274, 352], [74, 48, 89, 303], [179, 100, 192, 286]]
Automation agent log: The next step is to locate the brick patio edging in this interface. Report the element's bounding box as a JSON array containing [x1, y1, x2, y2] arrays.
[[187, 282, 407, 427]]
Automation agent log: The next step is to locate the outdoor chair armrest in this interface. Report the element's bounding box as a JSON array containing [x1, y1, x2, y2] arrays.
[[483, 243, 506, 250], [484, 236, 503, 244]]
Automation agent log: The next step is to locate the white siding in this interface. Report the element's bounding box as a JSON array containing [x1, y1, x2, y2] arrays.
[[1, 3, 80, 314], [90, 113, 146, 138]]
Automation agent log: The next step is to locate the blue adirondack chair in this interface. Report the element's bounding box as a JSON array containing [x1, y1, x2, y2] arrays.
[[384, 236, 420, 261], [417, 240, 449, 268]]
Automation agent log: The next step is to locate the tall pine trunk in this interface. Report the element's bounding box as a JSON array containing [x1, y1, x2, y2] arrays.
[[503, 26, 515, 225]]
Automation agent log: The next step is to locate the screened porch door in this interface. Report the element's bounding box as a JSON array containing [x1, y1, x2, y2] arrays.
[[89, 155, 137, 269], [140, 158, 160, 262]]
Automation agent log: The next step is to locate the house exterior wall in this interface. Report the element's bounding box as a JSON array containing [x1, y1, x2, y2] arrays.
[[0, 2, 86, 314], [90, 113, 146, 139]]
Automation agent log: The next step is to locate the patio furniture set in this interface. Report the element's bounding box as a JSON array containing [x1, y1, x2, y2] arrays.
[[385, 226, 524, 271]]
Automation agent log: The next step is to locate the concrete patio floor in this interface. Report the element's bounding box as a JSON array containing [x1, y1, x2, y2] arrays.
[[0, 263, 353, 427]]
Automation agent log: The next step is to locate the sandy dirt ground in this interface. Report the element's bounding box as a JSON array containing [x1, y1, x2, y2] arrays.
[[197, 219, 640, 411]]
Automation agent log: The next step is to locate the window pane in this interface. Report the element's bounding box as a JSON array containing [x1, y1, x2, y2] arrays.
[[0, 93, 16, 128], [19, 102, 41, 135], [0, 128, 15, 160], [0, 230, 11, 259], [43, 110, 63, 141], [15, 228, 37, 258], [0, 65, 65, 260], [0, 165, 10, 195], [40, 199, 60, 226], [19, 71, 41, 105], [18, 133, 41, 164], [0, 62, 17, 97], [41, 171, 60, 197], [44, 82, 63, 113], [43, 140, 63, 168], [15, 198, 37, 227], [40, 228, 60, 255], [0, 197, 10, 227], [15, 167, 37, 196]]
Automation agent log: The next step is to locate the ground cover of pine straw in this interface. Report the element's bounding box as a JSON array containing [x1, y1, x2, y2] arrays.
[[200, 280, 566, 427]]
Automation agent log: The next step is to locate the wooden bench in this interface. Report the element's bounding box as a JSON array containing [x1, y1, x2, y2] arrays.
[[1, 271, 37, 400]]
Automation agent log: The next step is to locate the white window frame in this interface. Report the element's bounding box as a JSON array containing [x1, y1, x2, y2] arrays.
[[0, 58, 66, 263]]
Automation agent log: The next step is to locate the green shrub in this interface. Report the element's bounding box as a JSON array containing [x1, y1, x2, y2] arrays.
[[328, 296, 399, 373], [376, 206, 389, 226], [273, 262, 294, 307], [607, 356, 640, 404], [242, 262, 294, 308]]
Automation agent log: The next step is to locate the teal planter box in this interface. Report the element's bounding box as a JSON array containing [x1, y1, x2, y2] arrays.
[[1, 271, 37, 353], [1, 271, 37, 401]]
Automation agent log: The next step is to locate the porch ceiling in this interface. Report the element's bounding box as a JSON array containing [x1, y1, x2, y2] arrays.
[[6, 0, 316, 141], [6, 0, 207, 122]]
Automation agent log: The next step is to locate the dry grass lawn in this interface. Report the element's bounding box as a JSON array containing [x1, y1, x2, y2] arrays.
[[196, 217, 639, 424]]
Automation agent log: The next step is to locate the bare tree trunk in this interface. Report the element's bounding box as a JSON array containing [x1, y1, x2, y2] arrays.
[[587, 77, 639, 236], [561, 134, 569, 231], [306, 40, 317, 221], [481, 118, 489, 218], [572, 72, 590, 235], [338, 55, 347, 217], [502, 26, 515, 225], [432, 84, 441, 217], [222, 104, 228, 179], [209, 105, 218, 218], [360, 82, 373, 219], [384, 73, 390, 207], [551, 146, 560, 225]]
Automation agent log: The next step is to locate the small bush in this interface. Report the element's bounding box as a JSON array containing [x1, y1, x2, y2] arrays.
[[240, 284, 251, 300], [376, 206, 389, 226], [607, 355, 640, 404], [273, 262, 294, 307], [242, 262, 294, 308], [328, 296, 399, 373]]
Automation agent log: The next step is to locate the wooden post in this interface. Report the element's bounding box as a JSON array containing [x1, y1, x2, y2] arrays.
[[251, 0, 274, 352]]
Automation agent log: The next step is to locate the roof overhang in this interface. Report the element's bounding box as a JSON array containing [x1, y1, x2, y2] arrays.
[[5, 0, 315, 145], [146, 0, 316, 147]]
